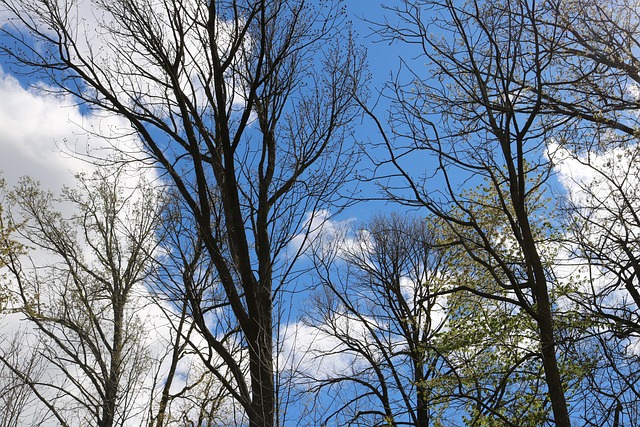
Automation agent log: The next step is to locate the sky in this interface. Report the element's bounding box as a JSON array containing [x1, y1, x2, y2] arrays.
[[0, 0, 617, 426]]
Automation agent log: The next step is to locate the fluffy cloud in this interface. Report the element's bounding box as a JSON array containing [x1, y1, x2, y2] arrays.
[[0, 66, 147, 190], [550, 141, 640, 355]]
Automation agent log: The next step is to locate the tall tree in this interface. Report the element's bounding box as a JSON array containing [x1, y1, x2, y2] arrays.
[[305, 212, 563, 427], [367, 0, 573, 425], [0, 1, 366, 426], [0, 167, 163, 427], [305, 213, 451, 427], [526, 1, 640, 424]]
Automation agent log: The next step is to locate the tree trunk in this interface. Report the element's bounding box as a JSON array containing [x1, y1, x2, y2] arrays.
[[248, 291, 274, 427], [518, 205, 571, 427]]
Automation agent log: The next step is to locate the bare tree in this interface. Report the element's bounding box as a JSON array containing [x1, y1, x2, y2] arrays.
[[364, 0, 573, 425], [305, 212, 571, 427], [304, 214, 452, 427], [147, 188, 244, 427], [523, 1, 640, 424], [0, 167, 163, 427], [0, 1, 366, 426], [533, 0, 640, 144]]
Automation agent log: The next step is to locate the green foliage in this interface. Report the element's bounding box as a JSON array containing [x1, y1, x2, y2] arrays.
[[418, 174, 589, 426], [429, 282, 549, 426]]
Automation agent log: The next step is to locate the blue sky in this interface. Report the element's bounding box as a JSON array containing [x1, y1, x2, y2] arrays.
[[0, 1, 614, 425]]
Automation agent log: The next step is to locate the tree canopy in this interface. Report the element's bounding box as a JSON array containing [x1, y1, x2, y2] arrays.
[[1, 0, 640, 426]]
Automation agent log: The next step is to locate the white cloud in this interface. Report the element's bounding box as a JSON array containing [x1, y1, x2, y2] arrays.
[[288, 210, 380, 272], [289, 210, 358, 258], [278, 317, 379, 382], [550, 141, 640, 356], [550, 141, 640, 207], [0, 69, 87, 188], [0, 66, 149, 192]]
